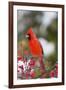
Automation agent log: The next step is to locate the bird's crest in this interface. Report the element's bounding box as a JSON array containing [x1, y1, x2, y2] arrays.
[[26, 27, 34, 35]]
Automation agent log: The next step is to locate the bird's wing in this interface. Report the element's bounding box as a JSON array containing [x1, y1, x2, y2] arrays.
[[38, 40, 44, 56]]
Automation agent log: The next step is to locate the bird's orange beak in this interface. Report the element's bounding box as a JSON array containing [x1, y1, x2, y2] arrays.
[[25, 34, 29, 38]]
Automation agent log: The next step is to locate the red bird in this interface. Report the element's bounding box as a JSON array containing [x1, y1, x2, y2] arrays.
[[26, 27, 45, 74]]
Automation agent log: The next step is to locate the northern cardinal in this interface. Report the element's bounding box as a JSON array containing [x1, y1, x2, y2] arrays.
[[25, 27, 45, 74]]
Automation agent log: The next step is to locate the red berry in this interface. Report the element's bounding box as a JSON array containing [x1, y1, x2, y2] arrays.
[[50, 70, 55, 77], [29, 60, 35, 67], [17, 56, 22, 61], [30, 70, 35, 78]]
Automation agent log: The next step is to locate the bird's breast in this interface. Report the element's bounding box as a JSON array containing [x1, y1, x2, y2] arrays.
[[29, 39, 43, 57]]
